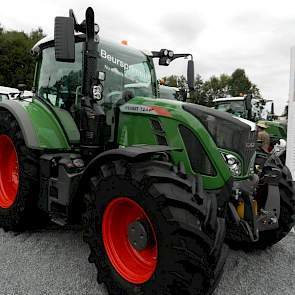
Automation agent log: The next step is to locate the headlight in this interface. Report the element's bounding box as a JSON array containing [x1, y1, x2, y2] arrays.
[[93, 84, 103, 100], [223, 154, 242, 176]]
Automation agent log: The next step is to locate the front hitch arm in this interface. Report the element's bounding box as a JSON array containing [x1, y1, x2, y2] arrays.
[[257, 165, 282, 231]]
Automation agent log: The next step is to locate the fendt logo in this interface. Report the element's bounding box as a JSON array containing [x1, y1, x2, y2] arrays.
[[245, 142, 256, 148]]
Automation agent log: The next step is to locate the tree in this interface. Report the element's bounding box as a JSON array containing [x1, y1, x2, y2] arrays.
[[161, 75, 178, 87], [219, 74, 231, 97], [229, 68, 252, 97], [190, 74, 205, 104], [249, 83, 262, 99], [0, 27, 45, 89]]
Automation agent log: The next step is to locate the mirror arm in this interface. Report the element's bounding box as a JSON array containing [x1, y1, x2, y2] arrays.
[[171, 53, 193, 61], [151, 51, 193, 61]]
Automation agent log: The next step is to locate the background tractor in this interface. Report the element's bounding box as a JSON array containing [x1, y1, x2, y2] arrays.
[[213, 95, 287, 149], [0, 7, 294, 295]]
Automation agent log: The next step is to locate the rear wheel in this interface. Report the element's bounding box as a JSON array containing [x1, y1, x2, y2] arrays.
[[83, 159, 228, 295], [0, 110, 41, 231]]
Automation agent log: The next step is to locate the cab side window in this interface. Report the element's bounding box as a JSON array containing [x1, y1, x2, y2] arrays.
[[36, 43, 83, 112]]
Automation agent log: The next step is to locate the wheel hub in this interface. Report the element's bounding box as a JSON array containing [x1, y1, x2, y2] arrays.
[[128, 220, 149, 251]]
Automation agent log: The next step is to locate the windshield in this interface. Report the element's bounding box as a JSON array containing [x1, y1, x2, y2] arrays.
[[215, 100, 246, 116], [100, 40, 156, 105], [36, 40, 156, 110]]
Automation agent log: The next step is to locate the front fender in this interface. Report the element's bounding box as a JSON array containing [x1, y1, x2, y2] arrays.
[[79, 145, 181, 189]]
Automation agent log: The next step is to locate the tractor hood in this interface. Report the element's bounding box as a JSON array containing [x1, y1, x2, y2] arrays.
[[183, 103, 256, 168]]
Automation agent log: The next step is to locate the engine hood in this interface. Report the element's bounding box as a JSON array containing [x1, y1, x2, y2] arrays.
[[182, 103, 256, 173]]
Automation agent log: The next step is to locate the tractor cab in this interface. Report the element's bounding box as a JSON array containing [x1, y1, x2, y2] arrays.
[[32, 36, 157, 110], [32, 13, 195, 158]]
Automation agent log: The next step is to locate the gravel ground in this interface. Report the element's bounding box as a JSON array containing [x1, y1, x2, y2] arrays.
[[0, 226, 294, 295]]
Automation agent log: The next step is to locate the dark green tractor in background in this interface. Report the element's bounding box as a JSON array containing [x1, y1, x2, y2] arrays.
[[213, 95, 287, 149], [0, 7, 294, 295]]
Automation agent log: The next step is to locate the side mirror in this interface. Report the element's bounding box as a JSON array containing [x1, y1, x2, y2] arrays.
[[187, 60, 194, 90], [54, 16, 75, 62]]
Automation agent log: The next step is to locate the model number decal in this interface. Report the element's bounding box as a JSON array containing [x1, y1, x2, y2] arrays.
[[120, 104, 171, 117]]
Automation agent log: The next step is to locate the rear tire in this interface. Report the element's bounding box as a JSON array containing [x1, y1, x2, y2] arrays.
[[83, 159, 227, 295], [0, 110, 42, 231]]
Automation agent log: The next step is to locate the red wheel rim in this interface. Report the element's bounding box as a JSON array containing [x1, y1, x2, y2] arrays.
[[0, 135, 19, 208], [102, 197, 158, 284]]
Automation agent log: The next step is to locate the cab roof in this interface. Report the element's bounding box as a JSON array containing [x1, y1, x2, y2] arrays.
[[0, 86, 19, 94], [31, 35, 153, 57]]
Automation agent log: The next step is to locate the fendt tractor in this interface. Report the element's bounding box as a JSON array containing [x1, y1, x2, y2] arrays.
[[213, 95, 287, 149], [0, 7, 294, 295]]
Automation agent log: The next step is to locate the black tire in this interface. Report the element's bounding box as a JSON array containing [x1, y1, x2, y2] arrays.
[[83, 159, 228, 295], [0, 109, 42, 231]]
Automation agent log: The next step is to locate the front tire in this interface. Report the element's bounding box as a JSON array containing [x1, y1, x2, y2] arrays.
[[83, 159, 227, 295]]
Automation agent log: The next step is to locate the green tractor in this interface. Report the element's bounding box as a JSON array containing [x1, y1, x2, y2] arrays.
[[0, 7, 294, 295], [213, 95, 287, 149]]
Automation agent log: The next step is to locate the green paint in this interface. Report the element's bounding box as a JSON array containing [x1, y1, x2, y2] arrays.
[[16, 99, 72, 149], [118, 97, 232, 190], [258, 120, 287, 141]]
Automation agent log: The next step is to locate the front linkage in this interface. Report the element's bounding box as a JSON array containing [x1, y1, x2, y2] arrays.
[[226, 146, 295, 250]]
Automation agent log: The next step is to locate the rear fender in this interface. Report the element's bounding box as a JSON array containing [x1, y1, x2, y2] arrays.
[[0, 99, 78, 150], [0, 100, 39, 149]]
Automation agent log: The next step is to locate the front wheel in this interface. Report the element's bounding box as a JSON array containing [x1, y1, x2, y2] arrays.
[[83, 159, 227, 295]]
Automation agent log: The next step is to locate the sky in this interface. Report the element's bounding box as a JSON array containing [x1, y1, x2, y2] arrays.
[[1, 0, 295, 114]]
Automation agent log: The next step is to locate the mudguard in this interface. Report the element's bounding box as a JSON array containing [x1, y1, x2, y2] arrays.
[[0, 100, 39, 148], [0, 99, 79, 150], [79, 145, 182, 188]]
